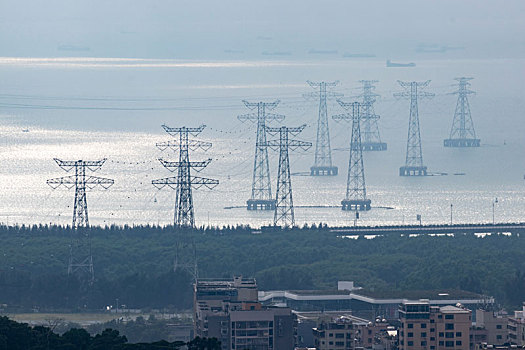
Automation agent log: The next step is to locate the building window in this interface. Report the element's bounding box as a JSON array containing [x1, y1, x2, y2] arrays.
[[408, 333, 414, 338], [497, 325, 502, 329], [456, 332, 462, 337], [408, 324, 414, 329], [329, 333, 333, 337], [421, 323, 427, 329], [445, 323, 454, 330], [446, 332, 454, 339], [438, 315, 443, 319], [430, 346, 435, 350], [421, 341, 427, 346], [430, 328, 435, 332], [497, 335, 502, 340], [408, 341, 414, 346], [430, 319, 435, 324], [439, 341, 444, 346], [456, 341, 462, 346], [335, 334, 344, 339], [430, 337, 435, 341], [445, 315, 454, 320], [439, 332, 444, 338], [421, 332, 427, 338], [336, 342, 344, 346], [445, 341, 454, 347]]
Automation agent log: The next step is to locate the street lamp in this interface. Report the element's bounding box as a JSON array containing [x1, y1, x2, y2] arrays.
[[450, 204, 453, 225], [492, 198, 498, 225]]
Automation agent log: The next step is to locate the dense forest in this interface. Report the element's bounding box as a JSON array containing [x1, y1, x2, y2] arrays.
[[0, 224, 524, 312], [0, 316, 220, 350]]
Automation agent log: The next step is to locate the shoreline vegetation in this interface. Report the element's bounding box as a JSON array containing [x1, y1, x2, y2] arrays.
[[0, 223, 523, 313]]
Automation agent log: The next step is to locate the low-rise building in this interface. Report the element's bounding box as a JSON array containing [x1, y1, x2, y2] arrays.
[[474, 309, 508, 346]]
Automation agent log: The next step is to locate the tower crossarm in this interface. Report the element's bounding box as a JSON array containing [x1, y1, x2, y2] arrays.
[[266, 124, 306, 136], [158, 158, 212, 172], [242, 99, 280, 110], [162, 124, 206, 137], [53, 158, 107, 172], [237, 112, 285, 123], [156, 139, 212, 152], [46, 175, 114, 190], [152, 176, 219, 190]]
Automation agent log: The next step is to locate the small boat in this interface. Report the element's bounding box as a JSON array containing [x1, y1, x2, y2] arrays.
[[22, 129, 30, 133], [386, 59, 416, 67]]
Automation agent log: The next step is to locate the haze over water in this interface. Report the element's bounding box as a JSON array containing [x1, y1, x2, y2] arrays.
[[1, 0, 525, 228]]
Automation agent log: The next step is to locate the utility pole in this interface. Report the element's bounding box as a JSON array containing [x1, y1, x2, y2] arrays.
[[305, 80, 341, 176], [153, 124, 218, 227], [394, 80, 434, 176], [47, 158, 114, 283], [238, 100, 284, 210], [265, 125, 312, 227], [358, 80, 387, 151], [444, 77, 480, 147], [333, 101, 371, 211]]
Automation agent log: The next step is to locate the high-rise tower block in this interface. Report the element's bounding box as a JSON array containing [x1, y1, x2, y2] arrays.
[[153, 125, 218, 227], [305, 80, 341, 176], [238, 100, 284, 210], [333, 101, 371, 211], [444, 77, 480, 147], [265, 125, 312, 227], [358, 80, 387, 151], [47, 158, 114, 283], [394, 80, 434, 176]]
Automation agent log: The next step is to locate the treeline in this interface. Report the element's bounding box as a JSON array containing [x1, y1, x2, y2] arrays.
[[0, 316, 220, 350], [0, 224, 524, 311]]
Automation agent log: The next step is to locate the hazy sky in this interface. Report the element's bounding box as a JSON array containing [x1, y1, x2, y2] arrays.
[[1, 0, 524, 59]]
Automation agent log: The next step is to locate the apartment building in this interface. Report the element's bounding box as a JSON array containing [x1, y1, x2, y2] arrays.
[[193, 277, 296, 350], [508, 303, 525, 346], [399, 300, 471, 350]]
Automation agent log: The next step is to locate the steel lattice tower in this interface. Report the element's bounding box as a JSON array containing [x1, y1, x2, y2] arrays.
[[153, 125, 218, 227], [394, 80, 434, 176], [333, 101, 371, 211], [47, 158, 114, 283], [359, 80, 387, 151], [238, 100, 284, 210], [444, 77, 480, 147], [265, 125, 312, 227], [305, 80, 341, 176]]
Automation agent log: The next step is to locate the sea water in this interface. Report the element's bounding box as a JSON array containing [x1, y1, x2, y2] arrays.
[[1, 57, 524, 228]]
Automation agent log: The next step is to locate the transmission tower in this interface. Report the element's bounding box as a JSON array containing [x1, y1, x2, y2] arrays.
[[358, 80, 387, 151], [444, 77, 480, 147], [305, 80, 341, 176], [265, 125, 312, 227], [47, 158, 114, 283], [238, 100, 284, 210], [394, 80, 435, 176], [333, 101, 371, 211], [153, 124, 218, 227]]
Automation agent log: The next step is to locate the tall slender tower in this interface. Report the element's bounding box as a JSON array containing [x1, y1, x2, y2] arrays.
[[359, 80, 387, 151], [444, 77, 480, 147], [305, 81, 341, 176], [47, 158, 114, 283], [238, 100, 284, 210], [153, 125, 218, 227], [333, 102, 371, 211], [395, 80, 434, 176], [265, 125, 312, 227]]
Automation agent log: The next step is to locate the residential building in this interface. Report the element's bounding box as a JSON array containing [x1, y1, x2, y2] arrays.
[[193, 277, 296, 350], [508, 303, 525, 346], [399, 300, 471, 350], [474, 309, 508, 345]]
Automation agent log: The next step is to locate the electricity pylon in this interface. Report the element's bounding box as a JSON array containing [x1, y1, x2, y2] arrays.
[[305, 80, 341, 176], [238, 100, 284, 210], [153, 124, 218, 227], [394, 80, 434, 176], [444, 77, 480, 147], [47, 158, 114, 283], [333, 101, 371, 211], [358, 80, 387, 151], [265, 125, 312, 227]]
